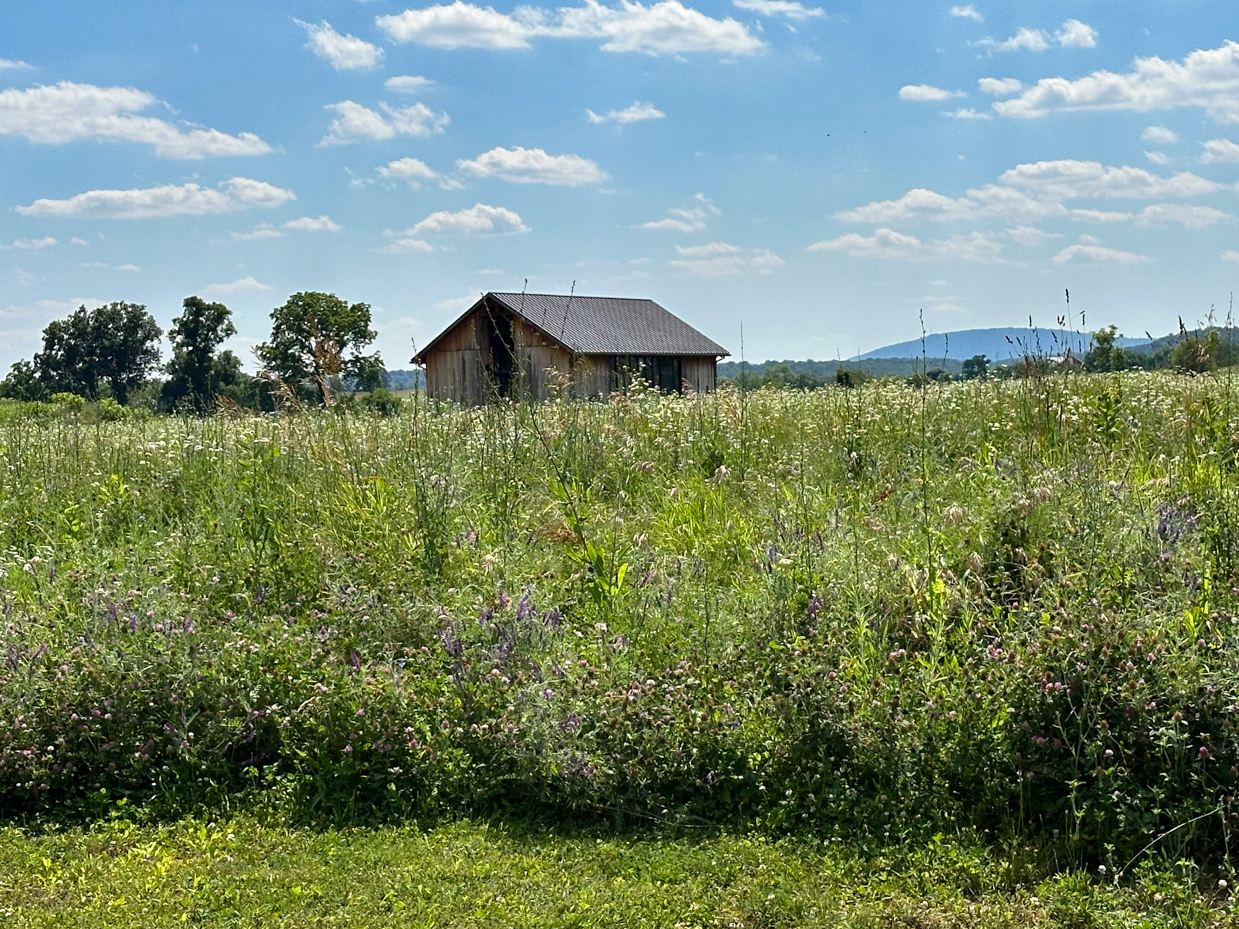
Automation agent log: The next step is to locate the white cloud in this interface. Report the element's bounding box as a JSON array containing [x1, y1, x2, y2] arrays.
[[320, 100, 449, 146], [200, 276, 273, 295], [1144, 151, 1170, 166], [949, 5, 983, 22], [432, 293, 481, 313], [835, 184, 1065, 224], [639, 193, 719, 232], [587, 101, 665, 123], [1006, 226, 1061, 246], [943, 108, 992, 120], [1053, 242, 1151, 264], [978, 77, 1022, 96], [70, 238, 89, 246], [668, 241, 783, 275], [975, 27, 1049, 54], [408, 202, 530, 235], [1134, 203, 1230, 228], [17, 177, 295, 219], [377, 2, 535, 49], [1142, 125, 1179, 144], [377, 156, 442, 188], [1055, 19, 1097, 49], [376, 1, 764, 56], [1201, 138, 1239, 164], [456, 146, 608, 185], [899, 84, 965, 102], [385, 75, 434, 93], [378, 237, 435, 254], [114, 264, 141, 272], [284, 215, 342, 232], [1224, 250, 1239, 263], [998, 160, 1224, 200], [996, 41, 1239, 123], [806, 228, 1004, 263], [0, 59, 31, 70], [0, 81, 271, 159], [230, 225, 287, 241], [3, 237, 57, 250], [731, 0, 823, 21], [297, 19, 384, 69]]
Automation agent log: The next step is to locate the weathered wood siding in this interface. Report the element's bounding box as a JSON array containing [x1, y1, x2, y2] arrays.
[[420, 303, 719, 403], [681, 356, 716, 393]]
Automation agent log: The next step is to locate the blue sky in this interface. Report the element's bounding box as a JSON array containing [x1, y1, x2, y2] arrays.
[[2, 1, 1237, 370]]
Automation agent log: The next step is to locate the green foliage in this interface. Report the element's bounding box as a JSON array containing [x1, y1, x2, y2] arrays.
[[5, 374, 1239, 875], [0, 360, 44, 401], [162, 296, 248, 413], [359, 387, 402, 416], [1086, 325, 1139, 373], [255, 292, 381, 405], [32, 302, 162, 404], [961, 354, 990, 380]]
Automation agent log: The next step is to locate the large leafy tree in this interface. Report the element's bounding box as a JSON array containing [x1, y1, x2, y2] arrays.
[[162, 296, 246, 413], [255, 292, 381, 404], [34, 302, 162, 404]]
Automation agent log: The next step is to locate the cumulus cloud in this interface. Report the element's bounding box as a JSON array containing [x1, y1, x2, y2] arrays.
[[1225, 250, 1239, 263], [1134, 203, 1230, 228], [1142, 126, 1179, 144], [319, 100, 449, 146], [297, 19, 384, 69], [1055, 19, 1097, 48], [376, 1, 764, 56], [1006, 225, 1061, 247], [0, 81, 271, 159], [1053, 241, 1151, 264], [284, 215, 342, 231], [456, 146, 608, 185], [17, 177, 295, 219], [837, 159, 1236, 230], [1201, 138, 1239, 164], [978, 77, 1022, 95], [949, 5, 983, 22], [806, 228, 1005, 263], [899, 84, 965, 102], [230, 225, 287, 241], [385, 75, 434, 93], [668, 241, 783, 275], [974, 20, 1096, 54], [200, 276, 273, 295], [1144, 151, 1170, 166], [0, 59, 31, 70], [408, 202, 530, 235], [995, 41, 1239, 123], [639, 193, 720, 232], [731, 0, 823, 20], [377, 156, 447, 188], [997, 159, 1224, 200], [587, 101, 665, 123], [378, 236, 435, 254]]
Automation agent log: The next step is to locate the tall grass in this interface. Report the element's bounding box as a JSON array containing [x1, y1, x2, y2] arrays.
[[2, 371, 1239, 869]]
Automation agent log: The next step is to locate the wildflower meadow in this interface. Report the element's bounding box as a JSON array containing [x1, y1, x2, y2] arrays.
[[4, 371, 1239, 925]]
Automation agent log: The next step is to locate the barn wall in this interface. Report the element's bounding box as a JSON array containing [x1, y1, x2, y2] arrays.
[[423, 308, 485, 404], [681, 356, 717, 393], [572, 356, 612, 399]]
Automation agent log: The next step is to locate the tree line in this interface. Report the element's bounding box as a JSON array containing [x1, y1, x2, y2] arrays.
[[0, 291, 387, 413]]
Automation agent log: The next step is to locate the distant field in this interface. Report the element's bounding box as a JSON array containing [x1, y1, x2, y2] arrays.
[[3, 372, 1239, 916]]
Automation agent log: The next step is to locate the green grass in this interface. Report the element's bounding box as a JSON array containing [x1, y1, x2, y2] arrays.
[[1, 819, 1232, 927]]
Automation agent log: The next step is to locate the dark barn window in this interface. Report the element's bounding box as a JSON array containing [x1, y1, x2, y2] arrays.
[[612, 355, 682, 393]]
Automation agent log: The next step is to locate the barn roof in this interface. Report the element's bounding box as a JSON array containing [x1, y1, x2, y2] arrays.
[[412, 292, 729, 362]]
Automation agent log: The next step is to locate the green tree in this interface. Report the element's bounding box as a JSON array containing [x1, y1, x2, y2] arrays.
[[0, 359, 45, 401], [256, 292, 380, 405], [960, 354, 989, 380], [34, 302, 162, 404], [1171, 331, 1218, 374], [1084, 325, 1136, 373], [162, 296, 245, 413]]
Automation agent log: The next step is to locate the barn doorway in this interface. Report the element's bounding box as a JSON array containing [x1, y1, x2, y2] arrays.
[[485, 313, 515, 397]]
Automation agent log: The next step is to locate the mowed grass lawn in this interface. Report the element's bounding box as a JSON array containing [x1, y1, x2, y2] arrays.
[[1, 819, 1232, 927]]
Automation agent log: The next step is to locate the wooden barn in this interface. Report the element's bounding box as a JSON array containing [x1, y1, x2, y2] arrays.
[[412, 292, 729, 404]]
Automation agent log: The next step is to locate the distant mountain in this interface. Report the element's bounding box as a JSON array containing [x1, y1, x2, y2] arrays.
[[858, 327, 1149, 363]]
